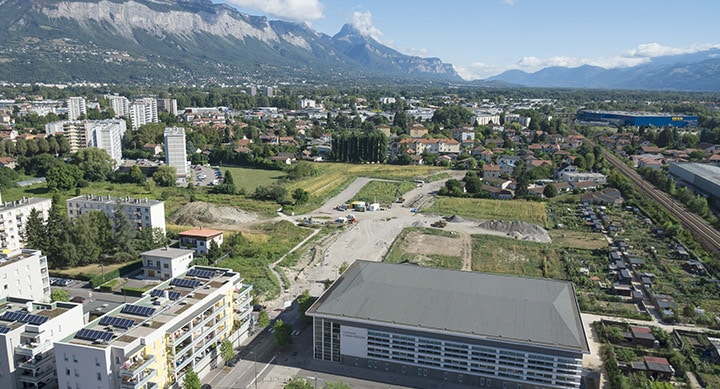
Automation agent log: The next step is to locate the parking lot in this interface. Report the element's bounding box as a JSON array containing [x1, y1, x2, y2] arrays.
[[192, 165, 223, 187]]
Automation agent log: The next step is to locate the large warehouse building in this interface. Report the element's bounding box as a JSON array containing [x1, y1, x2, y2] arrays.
[[576, 110, 698, 128], [668, 162, 720, 206], [307, 261, 589, 389]]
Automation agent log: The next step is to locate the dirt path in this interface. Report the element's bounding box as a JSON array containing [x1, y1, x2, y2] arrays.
[[458, 231, 473, 271]]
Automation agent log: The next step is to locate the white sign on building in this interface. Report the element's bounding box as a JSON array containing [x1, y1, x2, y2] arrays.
[[340, 325, 368, 358]]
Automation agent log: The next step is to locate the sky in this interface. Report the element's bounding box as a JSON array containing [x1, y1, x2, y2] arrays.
[[219, 0, 720, 80]]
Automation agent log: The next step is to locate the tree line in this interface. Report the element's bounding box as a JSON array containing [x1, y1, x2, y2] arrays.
[[330, 130, 387, 163]]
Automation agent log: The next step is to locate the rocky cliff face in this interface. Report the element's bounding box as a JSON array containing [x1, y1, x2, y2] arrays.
[[0, 0, 461, 84]]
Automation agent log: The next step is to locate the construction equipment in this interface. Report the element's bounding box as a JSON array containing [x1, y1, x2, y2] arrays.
[[431, 219, 447, 228]]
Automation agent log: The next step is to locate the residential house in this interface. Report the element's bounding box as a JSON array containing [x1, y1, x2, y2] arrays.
[[178, 228, 224, 255], [483, 164, 500, 180], [409, 124, 429, 138]]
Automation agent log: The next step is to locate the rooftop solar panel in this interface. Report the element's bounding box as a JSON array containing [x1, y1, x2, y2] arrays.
[[99, 316, 135, 329], [0, 325, 10, 334], [168, 291, 181, 300], [170, 278, 201, 289], [121, 304, 156, 317], [187, 269, 216, 279], [0, 311, 27, 322], [24, 314, 49, 325], [75, 328, 113, 342]]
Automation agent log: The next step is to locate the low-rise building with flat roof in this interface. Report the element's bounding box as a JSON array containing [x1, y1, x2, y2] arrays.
[[178, 228, 223, 255], [307, 261, 589, 389], [66, 194, 166, 233], [141, 247, 194, 280]]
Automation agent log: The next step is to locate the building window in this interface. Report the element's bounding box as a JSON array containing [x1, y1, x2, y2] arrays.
[[65, 368, 70, 376], [164, 263, 169, 268], [97, 372, 102, 381], [74, 369, 79, 377], [73, 355, 78, 363], [95, 358, 100, 367]]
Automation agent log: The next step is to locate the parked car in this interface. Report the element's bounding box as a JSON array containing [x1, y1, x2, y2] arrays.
[[70, 296, 86, 303]]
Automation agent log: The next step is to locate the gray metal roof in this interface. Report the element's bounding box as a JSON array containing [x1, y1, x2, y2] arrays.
[[141, 247, 194, 259], [308, 261, 589, 353]]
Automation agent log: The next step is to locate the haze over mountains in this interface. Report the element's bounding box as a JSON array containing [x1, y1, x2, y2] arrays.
[[0, 0, 718, 90]]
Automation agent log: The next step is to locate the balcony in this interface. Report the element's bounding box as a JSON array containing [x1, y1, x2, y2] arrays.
[[120, 368, 157, 389], [120, 354, 156, 378], [17, 367, 55, 384], [15, 341, 51, 357], [17, 354, 54, 370]]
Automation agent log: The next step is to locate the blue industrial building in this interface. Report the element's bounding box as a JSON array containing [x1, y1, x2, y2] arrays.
[[576, 110, 698, 128]]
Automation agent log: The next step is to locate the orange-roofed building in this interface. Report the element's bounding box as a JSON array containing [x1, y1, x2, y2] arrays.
[[179, 227, 224, 255]]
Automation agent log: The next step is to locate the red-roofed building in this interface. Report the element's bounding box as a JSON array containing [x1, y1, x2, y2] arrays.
[[179, 227, 224, 255]]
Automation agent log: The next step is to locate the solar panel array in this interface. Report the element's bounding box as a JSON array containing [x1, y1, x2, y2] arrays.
[[170, 278, 201, 289], [186, 269, 216, 279], [150, 289, 181, 300], [0, 325, 10, 334], [121, 304, 156, 317], [99, 316, 135, 329], [75, 328, 113, 342], [0, 311, 49, 325]]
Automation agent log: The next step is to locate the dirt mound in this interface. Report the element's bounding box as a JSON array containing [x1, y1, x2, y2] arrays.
[[170, 201, 260, 226], [477, 220, 551, 243], [445, 215, 466, 223]]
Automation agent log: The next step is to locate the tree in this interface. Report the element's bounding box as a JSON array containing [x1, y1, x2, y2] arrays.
[[257, 309, 270, 328], [543, 184, 558, 198], [71, 148, 116, 182], [109, 204, 138, 262], [215, 170, 237, 195], [129, 165, 146, 184], [46, 163, 83, 191], [220, 339, 235, 364], [22, 208, 46, 252], [183, 367, 201, 389], [50, 289, 69, 302], [323, 382, 352, 389], [152, 165, 176, 187], [292, 188, 309, 205], [339, 261, 349, 274], [297, 290, 316, 321], [273, 319, 293, 347], [464, 176, 482, 194]]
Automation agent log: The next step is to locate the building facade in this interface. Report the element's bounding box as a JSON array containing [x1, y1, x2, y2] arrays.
[[141, 247, 194, 280], [105, 95, 130, 118], [88, 120, 127, 168], [54, 266, 252, 389], [178, 228, 223, 255], [0, 297, 84, 389], [66, 195, 166, 233], [0, 249, 52, 302], [576, 110, 698, 128], [307, 261, 589, 389], [0, 197, 52, 251], [45, 121, 89, 153], [129, 98, 159, 130], [66, 97, 87, 121], [164, 127, 188, 178]]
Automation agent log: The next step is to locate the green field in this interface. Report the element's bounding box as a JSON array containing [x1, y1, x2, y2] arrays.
[[384, 227, 463, 270], [424, 197, 548, 226], [221, 166, 287, 194], [471, 234, 566, 279], [350, 180, 416, 205]]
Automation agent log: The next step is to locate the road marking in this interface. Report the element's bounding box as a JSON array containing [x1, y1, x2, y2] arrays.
[[246, 355, 276, 388]]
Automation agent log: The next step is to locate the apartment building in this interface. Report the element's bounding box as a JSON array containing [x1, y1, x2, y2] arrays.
[[0, 196, 52, 251], [54, 266, 253, 389], [0, 249, 52, 303], [0, 297, 84, 389], [66, 195, 166, 233], [45, 121, 89, 153], [88, 120, 127, 167], [164, 127, 188, 178], [66, 97, 87, 121], [129, 98, 158, 130], [156, 98, 178, 116], [307, 261, 589, 389], [141, 247, 194, 280], [105, 95, 130, 118]]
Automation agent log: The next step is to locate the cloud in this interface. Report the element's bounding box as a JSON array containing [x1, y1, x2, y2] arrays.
[[349, 11, 383, 41], [226, 0, 324, 23], [502, 0, 517, 5], [459, 42, 720, 80]]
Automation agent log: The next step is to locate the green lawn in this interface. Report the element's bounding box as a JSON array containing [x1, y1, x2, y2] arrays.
[[350, 180, 416, 206], [471, 234, 566, 279], [220, 166, 287, 194]]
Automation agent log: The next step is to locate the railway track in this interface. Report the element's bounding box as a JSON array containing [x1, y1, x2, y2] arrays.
[[602, 149, 720, 254]]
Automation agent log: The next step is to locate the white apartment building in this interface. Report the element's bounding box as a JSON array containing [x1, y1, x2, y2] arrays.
[[45, 121, 89, 153], [141, 247, 194, 280], [473, 113, 501, 126], [0, 249, 51, 302], [66, 195, 166, 233], [105, 95, 130, 118], [164, 127, 188, 178], [66, 97, 87, 121], [54, 266, 253, 389], [0, 297, 84, 389], [88, 120, 127, 168], [0, 196, 52, 251], [129, 98, 158, 130], [299, 99, 316, 109]]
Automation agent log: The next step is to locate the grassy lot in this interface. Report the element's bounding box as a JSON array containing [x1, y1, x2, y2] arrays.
[[350, 180, 416, 205], [424, 197, 548, 226], [549, 229, 609, 250], [217, 220, 314, 299], [471, 234, 566, 279], [384, 228, 463, 270], [50, 261, 126, 279], [221, 166, 286, 194], [286, 163, 443, 213]]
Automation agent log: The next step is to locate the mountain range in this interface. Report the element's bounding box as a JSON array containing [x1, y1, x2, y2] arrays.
[[485, 49, 720, 91], [0, 0, 461, 85]]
